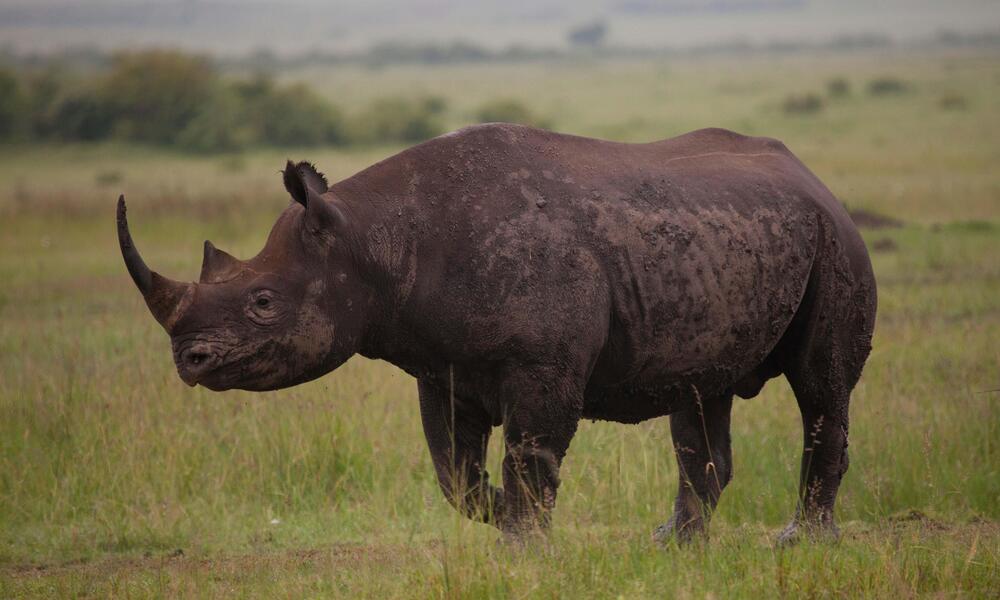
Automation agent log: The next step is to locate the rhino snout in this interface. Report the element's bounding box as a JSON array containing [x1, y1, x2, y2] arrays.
[[175, 342, 220, 387]]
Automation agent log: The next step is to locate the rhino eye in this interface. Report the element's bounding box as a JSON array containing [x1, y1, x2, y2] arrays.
[[246, 289, 282, 325], [250, 289, 275, 306]]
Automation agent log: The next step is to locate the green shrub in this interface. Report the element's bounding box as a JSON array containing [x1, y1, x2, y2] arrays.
[[104, 50, 216, 144], [94, 170, 123, 186], [352, 96, 446, 144], [19, 68, 115, 141], [46, 85, 116, 141], [178, 75, 347, 152], [827, 77, 851, 97], [782, 93, 824, 115], [175, 86, 255, 153], [22, 68, 66, 138], [868, 77, 909, 95], [475, 99, 551, 128], [0, 67, 26, 140], [0, 51, 442, 151], [256, 83, 346, 146], [226, 75, 347, 148], [421, 96, 447, 116], [939, 93, 968, 111]]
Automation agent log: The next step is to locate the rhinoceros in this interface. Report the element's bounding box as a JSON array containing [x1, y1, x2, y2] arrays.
[[117, 124, 876, 544]]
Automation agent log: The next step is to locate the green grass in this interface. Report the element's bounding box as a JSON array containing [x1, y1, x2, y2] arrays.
[[1, 51, 999, 597]]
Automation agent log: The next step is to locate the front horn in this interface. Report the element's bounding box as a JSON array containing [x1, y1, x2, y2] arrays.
[[116, 195, 194, 332]]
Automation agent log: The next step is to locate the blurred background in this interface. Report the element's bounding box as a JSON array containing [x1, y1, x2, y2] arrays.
[[1, 1, 998, 596], [1, 0, 999, 155], [3, 0, 999, 54]]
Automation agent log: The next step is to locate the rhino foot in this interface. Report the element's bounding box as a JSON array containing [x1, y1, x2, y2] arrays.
[[775, 519, 840, 547], [495, 525, 551, 553], [652, 514, 707, 547]]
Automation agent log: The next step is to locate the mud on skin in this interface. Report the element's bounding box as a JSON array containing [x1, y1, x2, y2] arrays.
[[118, 124, 876, 543]]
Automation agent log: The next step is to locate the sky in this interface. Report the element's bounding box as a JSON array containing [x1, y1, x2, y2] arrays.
[[0, 0, 998, 55]]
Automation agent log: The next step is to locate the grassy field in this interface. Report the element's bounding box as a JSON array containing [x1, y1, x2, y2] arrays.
[[1, 50, 998, 597]]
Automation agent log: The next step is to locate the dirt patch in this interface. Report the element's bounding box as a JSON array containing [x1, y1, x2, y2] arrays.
[[2, 542, 414, 581], [886, 509, 948, 530], [848, 208, 904, 229]]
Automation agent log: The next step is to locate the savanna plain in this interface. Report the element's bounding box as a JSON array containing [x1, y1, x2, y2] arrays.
[[1, 51, 998, 597]]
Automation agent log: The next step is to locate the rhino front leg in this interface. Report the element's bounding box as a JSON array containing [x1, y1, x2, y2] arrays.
[[418, 379, 503, 526], [497, 367, 582, 540], [654, 392, 734, 545]]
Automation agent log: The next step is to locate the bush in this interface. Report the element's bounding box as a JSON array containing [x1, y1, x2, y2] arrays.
[[254, 83, 346, 146], [475, 99, 551, 128], [352, 97, 446, 144], [104, 50, 216, 144], [868, 77, 909, 96], [94, 170, 123, 186], [175, 86, 255, 153], [782, 93, 824, 115], [421, 96, 447, 116], [0, 67, 26, 140], [22, 68, 67, 138], [46, 85, 116, 141], [19, 68, 116, 141], [0, 50, 446, 152], [173, 74, 348, 152], [938, 93, 968, 111], [827, 77, 850, 97]]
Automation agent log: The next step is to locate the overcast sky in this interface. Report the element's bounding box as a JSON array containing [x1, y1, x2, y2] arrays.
[[0, 0, 998, 55]]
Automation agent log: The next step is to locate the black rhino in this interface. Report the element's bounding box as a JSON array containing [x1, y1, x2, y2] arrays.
[[118, 124, 876, 544]]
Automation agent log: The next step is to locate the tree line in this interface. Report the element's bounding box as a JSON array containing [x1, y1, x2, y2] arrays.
[[0, 49, 548, 152]]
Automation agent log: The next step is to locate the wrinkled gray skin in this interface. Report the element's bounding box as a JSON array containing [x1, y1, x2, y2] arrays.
[[118, 124, 876, 544]]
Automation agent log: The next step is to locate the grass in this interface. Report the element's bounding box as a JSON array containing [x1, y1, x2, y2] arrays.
[[1, 50, 999, 597]]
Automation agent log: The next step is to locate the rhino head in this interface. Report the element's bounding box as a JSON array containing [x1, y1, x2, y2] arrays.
[[117, 161, 370, 391]]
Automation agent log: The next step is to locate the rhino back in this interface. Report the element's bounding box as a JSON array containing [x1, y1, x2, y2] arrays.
[[339, 125, 847, 401]]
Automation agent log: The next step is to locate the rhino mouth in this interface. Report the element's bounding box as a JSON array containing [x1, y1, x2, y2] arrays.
[[177, 361, 242, 391], [172, 344, 283, 392]]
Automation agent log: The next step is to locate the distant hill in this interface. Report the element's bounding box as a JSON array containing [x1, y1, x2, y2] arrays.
[[0, 0, 997, 56]]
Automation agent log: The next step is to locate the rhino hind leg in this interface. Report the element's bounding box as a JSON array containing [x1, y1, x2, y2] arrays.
[[777, 357, 856, 546], [775, 244, 876, 545], [654, 392, 734, 545]]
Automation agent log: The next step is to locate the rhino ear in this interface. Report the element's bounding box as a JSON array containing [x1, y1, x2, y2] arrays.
[[303, 189, 347, 243], [282, 160, 329, 207]]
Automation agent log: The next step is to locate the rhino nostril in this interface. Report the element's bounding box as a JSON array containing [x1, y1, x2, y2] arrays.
[[183, 349, 212, 368], [175, 345, 218, 386]]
